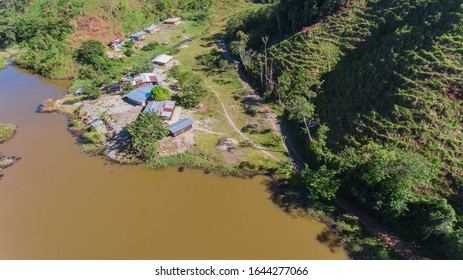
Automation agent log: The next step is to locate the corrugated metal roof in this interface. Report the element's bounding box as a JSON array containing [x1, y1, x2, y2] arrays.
[[169, 118, 193, 133], [144, 100, 175, 119], [152, 54, 173, 64], [131, 31, 146, 38], [124, 85, 154, 104], [144, 101, 162, 114], [155, 72, 163, 86], [164, 101, 175, 109], [134, 73, 158, 84], [160, 111, 172, 118], [145, 24, 158, 31], [110, 38, 124, 44], [92, 119, 104, 127]]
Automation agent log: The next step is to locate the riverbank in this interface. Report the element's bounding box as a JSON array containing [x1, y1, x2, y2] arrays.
[[0, 123, 19, 178], [0, 47, 20, 70], [0, 52, 9, 69]]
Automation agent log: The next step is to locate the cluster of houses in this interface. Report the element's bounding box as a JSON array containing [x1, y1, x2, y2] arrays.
[[123, 84, 193, 138], [109, 17, 182, 49], [78, 17, 192, 139], [121, 52, 191, 137], [107, 18, 192, 138]]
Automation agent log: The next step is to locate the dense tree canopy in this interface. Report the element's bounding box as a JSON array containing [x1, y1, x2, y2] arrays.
[[76, 40, 106, 65], [127, 112, 170, 160]]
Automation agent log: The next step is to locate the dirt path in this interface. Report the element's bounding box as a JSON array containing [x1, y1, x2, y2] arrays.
[[194, 127, 226, 136], [220, 35, 304, 168], [208, 84, 280, 161], [336, 198, 425, 260]]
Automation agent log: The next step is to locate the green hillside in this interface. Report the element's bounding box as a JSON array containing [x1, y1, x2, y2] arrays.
[[228, 0, 463, 258], [0, 0, 216, 78]]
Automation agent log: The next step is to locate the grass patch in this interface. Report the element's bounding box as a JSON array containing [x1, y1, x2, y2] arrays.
[[0, 57, 6, 69], [146, 153, 245, 177], [76, 143, 104, 155], [0, 123, 15, 144], [0, 51, 11, 69]]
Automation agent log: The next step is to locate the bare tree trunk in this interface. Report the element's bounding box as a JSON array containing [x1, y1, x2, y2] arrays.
[[302, 115, 314, 142], [275, 10, 282, 38], [259, 62, 264, 86], [262, 36, 269, 89], [303, 0, 309, 26]]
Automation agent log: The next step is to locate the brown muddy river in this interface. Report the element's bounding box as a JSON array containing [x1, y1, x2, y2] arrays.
[[0, 66, 347, 260]]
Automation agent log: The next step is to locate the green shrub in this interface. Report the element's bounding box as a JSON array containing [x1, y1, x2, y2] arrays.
[[0, 123, 15, 143], [151, 86, 171, 101], [76, 40, 105, 65], [82, 128, 105, 145], [141, 42, 159, 51]]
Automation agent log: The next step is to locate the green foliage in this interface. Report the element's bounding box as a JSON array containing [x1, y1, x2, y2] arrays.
[[196, 48, 228, 73], [300, 164, 340, 201], [151, 86, 171, 101], [2, 0, 225, 78], [338, 144, 434, 217], [0, 9, 16, 48], [262, 133, 283, 148], [146, 153, 243, 177], [141, 42, 160, 51], [168, 48, 181, 55], [235, 0, 463, 257], [127, 111, 170, 160], [124, 40, 135, 49], [171, 67, 209, 108], [76, 40, 106, 65], [124, 48, 135, 57], [0, 124, 15, 143], [401, 198, 456, 241], [226, 0, 347, 51], [0, 56, 7, 69], [82, 127, 104, 145]]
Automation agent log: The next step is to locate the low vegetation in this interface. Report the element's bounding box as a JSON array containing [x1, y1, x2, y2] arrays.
[[146, 153, 244, 177], [0, 56, 7, 69], [0, 0, 219, 79], [170, 66, 209, 108], [0, 123, 15, 143], [151, 86, 171, 101]]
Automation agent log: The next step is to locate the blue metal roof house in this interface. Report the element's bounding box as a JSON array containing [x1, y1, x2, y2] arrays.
[[123, 85, 154, 106], [145, 24, 158, 33], [169, 118, 193, 137], [130, 31, 146, 41]]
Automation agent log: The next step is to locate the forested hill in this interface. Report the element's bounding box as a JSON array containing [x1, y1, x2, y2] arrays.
[[228, 0, 463, 259], [0, 0, 216, 78]]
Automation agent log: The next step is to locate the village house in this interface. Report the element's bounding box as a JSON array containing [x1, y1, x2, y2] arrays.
[[131, 73, 159, 88], [144, 100, 176, 121], [152, 54, 173, 66], [168, 118, 193, 137], [130, 31, 146, 41], [164, 17, 182, 25], [145, 24, 158, 34], [109, 39, 125, 49], [123, 85, 154, 106]]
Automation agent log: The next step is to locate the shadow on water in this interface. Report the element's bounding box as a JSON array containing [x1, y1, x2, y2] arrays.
[[264, 177, 345, 252]]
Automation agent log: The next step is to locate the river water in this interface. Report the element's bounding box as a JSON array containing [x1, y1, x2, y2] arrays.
[[0, 66, 347, 259]]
